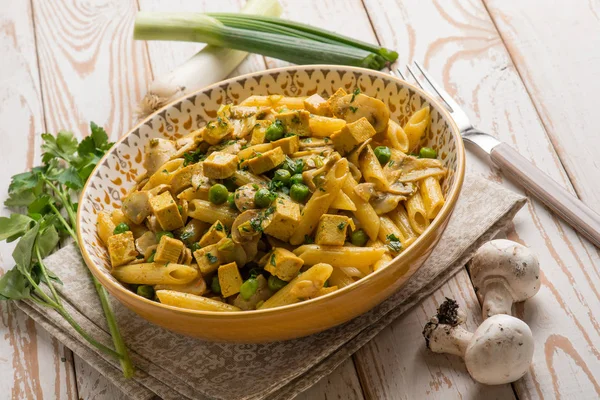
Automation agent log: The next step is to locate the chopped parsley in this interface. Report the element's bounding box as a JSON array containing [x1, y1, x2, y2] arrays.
[[215, 222, 224, 232], [304, 235, 314, 244], [386, 233, 402, 252], [337, 222, 346, 230], [388, 160, 395, 167], [350, 87, 361, 103], [183, 148, 205, 166], [206, 252, 218, 264], [270, 253, 277, 266], [349, 106, 358, 113], [291, 115, 301, 124]]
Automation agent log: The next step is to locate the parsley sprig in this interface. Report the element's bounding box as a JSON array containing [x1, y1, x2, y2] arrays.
[[0, 123, 134, 377]]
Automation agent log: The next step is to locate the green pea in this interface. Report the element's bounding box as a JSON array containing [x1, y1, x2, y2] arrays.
[[156, 231, 174, 242], [265, 120, 284, 141], [290, 173, 304, 186], [419, 147, 437, 159], [136, 285, 155, 299], [273, 169, 291, 186], [254, 188, 276, 208], [208, 183, 229, 205], [290, 183, 310, 202], [268, 275, 287, 292], [147, 250, 156, 263], [240, 277, 259, 300], [113, 222, 130, 235], [211, 276, 221, 294], [189, 243, 201, 253], [227, 192, 236, 208], [351, 229, 369, 247], [374, 146, 391, 165]]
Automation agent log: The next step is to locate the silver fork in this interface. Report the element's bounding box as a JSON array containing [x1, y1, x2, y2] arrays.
[[395, 62, 600, 248]]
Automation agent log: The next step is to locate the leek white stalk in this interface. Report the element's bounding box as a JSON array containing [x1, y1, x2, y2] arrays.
[[137, 0, 282, 119]]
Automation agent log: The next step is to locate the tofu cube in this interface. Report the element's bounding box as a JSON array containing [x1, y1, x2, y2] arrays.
[[202, 151, 238, 179], [325, 88, 348, 115], [303, 94, 331, 116], [243, 147, 286, 175], [203, 116, 233, 145], [250, 120, 270, 145], [315, 214, 352, 246], [331, 117, 376, 154], [263, 248, 304, 281], [218, 262, 243, 297], [107, 231, 138, 267], [271, 135, 300, 155], [193, 244, 221, 276], [154, 236, 185, 263], [263, 197, 301, 241], [276, 110, 311, 136], [149, 191, 184, 231], [199, 220, 227, 247]]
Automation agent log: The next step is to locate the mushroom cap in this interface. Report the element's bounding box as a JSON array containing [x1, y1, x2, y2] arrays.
[[469, 240, 540, 302], [464, 314, 534, 385]]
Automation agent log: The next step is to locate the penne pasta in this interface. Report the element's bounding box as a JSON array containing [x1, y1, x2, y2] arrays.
[[99, 88, 447, 314], [240, 94, 307, 109], [308, 115, 347, 137], [293, 244, 386, 274], [387, 205, 418, 248], [420, 176, 445, 219], [187, 199, 238, 227], [342, 175, 380, 240], [259, 263, 333, 309], [328, 267, 355, 288], [403, 106, 430, 152], [156, 290, 240, 312], [112, 262, 198, 285], [360, 145, 389, 190], [289, 159, 349, 245], [405, 191, 429, 235]]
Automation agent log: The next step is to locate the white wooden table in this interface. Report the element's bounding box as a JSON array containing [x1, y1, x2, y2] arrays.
[[1, 0, 599, 398]]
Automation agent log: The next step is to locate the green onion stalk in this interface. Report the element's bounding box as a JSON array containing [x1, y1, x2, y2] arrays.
[[133, 13, 391, 70]]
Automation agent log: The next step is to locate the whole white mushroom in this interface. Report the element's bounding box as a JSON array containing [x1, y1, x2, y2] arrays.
[[469, 239, 540, 319], [423, 298, 534, 385]]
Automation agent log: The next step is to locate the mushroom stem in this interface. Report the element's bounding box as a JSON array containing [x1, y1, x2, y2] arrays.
[[425, 322, 472, 357], [481, 281, 514, 318]]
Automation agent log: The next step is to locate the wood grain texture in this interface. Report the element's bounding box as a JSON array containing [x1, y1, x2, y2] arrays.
[[363, 0, 600, 399], [0, 1, 78, 399], [32, 0, 152, 139], [483, 0, 600, 211]]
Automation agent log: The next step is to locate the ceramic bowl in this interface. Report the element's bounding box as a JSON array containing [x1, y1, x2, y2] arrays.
[[77, 65, 465, 343]]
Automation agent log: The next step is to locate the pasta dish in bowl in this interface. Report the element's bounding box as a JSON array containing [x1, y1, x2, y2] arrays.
[[78, 65, 464, 342]]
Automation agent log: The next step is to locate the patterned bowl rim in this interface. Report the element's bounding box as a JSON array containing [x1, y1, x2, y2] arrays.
[[77, 64, 465, 319]]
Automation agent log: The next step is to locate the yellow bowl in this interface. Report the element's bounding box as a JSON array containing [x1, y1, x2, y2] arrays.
[[77, 65, 465, 343]]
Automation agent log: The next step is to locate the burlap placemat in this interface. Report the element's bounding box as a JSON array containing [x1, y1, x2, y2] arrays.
[[15, 175, 526, 400]]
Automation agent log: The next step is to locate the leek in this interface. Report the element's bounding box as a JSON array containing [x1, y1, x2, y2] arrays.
[[134, 13, 390, 71], [137, 0, 282, 118], [206, 13, 398, 62]]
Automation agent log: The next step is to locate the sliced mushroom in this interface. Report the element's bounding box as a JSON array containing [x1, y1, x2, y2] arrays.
[[144, 138, 177, 175], [216, 237, 247, 267], [122, 191, 152, 225], [386, 181, 415, 196], [231, 210, 262, 244], [234, 184, 259, 212], [135, 231, 157, 255], [370, 192, 407, 215], [330, 93, 390, 133]]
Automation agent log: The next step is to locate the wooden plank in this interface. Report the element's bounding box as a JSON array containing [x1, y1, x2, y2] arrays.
[[296, 359, 365, 400], [362, 0, 600, 399], [31, 0, 152, 140], [483, 0, 600, 210], [0, 0, 78, 398], [355, 272, 515, 399]]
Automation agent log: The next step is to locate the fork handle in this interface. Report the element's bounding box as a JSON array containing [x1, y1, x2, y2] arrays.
[[490, 142, 600, 248]]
